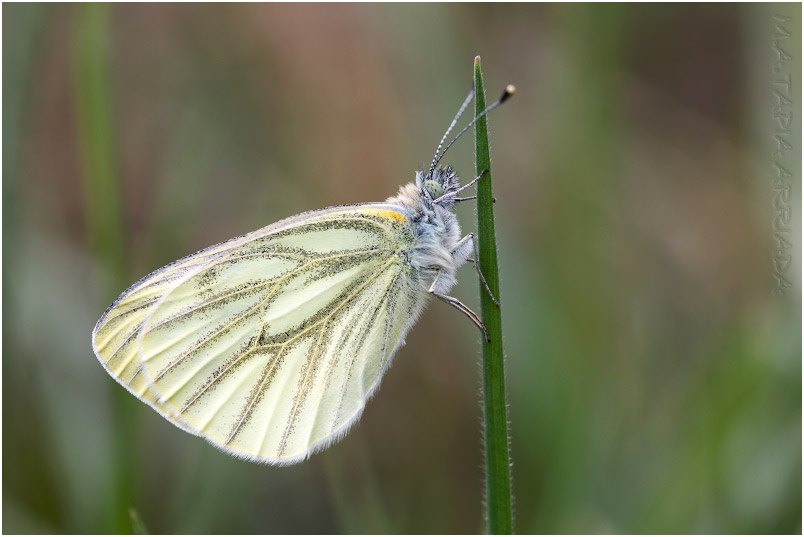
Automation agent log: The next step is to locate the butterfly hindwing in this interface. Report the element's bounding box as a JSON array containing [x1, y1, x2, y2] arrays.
[[92, 205, 424, 463]]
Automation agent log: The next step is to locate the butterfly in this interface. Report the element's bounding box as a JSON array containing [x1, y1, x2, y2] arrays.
[[92, 84, 514, 465]]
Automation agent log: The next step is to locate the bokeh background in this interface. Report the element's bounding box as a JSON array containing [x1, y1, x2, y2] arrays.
[[3, 3, 801, 534]]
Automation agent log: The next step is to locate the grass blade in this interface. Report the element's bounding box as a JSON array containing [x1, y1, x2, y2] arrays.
[[72, 4, 137, 532], [473, 56, 513, 534]]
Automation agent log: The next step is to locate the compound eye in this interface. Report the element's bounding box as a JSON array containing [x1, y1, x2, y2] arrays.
[[424, 179, 443, 198]]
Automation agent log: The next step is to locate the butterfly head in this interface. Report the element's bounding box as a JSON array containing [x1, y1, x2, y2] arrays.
[[416, 166, 460, 207]]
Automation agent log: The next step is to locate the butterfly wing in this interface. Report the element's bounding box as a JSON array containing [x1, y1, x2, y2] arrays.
[[92, 204, 426, 464]]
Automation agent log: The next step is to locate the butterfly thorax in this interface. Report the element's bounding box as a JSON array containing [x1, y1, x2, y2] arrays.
[[385, 167, 463, 294]]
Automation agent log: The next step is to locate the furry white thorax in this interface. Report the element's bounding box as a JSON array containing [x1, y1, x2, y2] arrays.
[[385, 167, 467, 295]]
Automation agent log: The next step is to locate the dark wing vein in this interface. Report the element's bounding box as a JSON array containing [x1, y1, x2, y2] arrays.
[[301, 271, 397, 449], [330, 270, 402, 432], [275, 263, 400, 455], [145, 250, 389, 383], [228, 257, 398, 448]]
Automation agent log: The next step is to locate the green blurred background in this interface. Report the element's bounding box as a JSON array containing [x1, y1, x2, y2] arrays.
[[3, 3, 801, 534]]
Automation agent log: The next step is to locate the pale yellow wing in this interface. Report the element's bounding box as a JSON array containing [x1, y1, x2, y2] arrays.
[[92, 205, 425, 463]]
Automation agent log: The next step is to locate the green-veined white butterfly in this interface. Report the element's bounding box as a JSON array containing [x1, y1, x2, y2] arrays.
[[92, 84, 514, 465]]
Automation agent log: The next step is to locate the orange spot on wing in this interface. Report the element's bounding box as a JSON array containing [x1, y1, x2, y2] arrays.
[[361, 209, 406, 222]]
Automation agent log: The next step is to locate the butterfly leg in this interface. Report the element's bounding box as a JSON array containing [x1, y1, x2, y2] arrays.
[[433, 170, 488, 204], [429, 272, 490, 342], [451, 234, 500, 306], [453, 196, 496, 204]]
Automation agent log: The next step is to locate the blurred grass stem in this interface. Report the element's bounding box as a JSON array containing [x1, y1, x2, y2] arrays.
[[474, 57, 514, 534], [73, 4, 137, 533]]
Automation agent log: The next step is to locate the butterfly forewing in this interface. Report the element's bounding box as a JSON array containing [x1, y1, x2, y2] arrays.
[[92, 205, 424, 463]]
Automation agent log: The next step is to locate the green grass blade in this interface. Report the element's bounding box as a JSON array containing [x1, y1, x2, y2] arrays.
[[73, 3, 125, 287], [474, 56, 513, 534], [72, 4, 137, 533]]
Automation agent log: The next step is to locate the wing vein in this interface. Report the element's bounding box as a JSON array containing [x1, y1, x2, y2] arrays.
[[302, 271, 396, 449], [144, 250, 391, 383], [331, 269, 401, 432], [250, 257, 395, 455]]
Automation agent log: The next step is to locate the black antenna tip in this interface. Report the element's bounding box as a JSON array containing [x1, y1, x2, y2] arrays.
[[500, 84, 516, 103]]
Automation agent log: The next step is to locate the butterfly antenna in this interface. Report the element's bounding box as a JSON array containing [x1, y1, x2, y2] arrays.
[[432, 84, 515, 171], [429, 87, 475, 177]]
